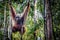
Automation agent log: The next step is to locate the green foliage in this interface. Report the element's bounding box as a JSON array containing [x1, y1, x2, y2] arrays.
[[51, 0, 60, 40], [0, 31, 3, 40]]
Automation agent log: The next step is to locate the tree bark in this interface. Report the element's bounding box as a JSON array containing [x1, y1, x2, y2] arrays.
[[3, 3, 8, 40], [44, 0, 53, 40]]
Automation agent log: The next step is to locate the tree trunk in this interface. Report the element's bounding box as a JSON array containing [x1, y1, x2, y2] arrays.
[[44, 0, 53, 40], [34, 0, 37, 40], [8, 8, 12, 40], [3, 3, 8, 40]]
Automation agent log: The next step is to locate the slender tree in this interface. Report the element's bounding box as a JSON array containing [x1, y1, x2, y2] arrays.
[[33, 0, 37, 40], [44, 0, 53, 40], [3, 2, 8, 40]]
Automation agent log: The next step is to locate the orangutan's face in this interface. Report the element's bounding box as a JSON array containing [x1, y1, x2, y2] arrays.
[[15, 15, 24, 25]]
